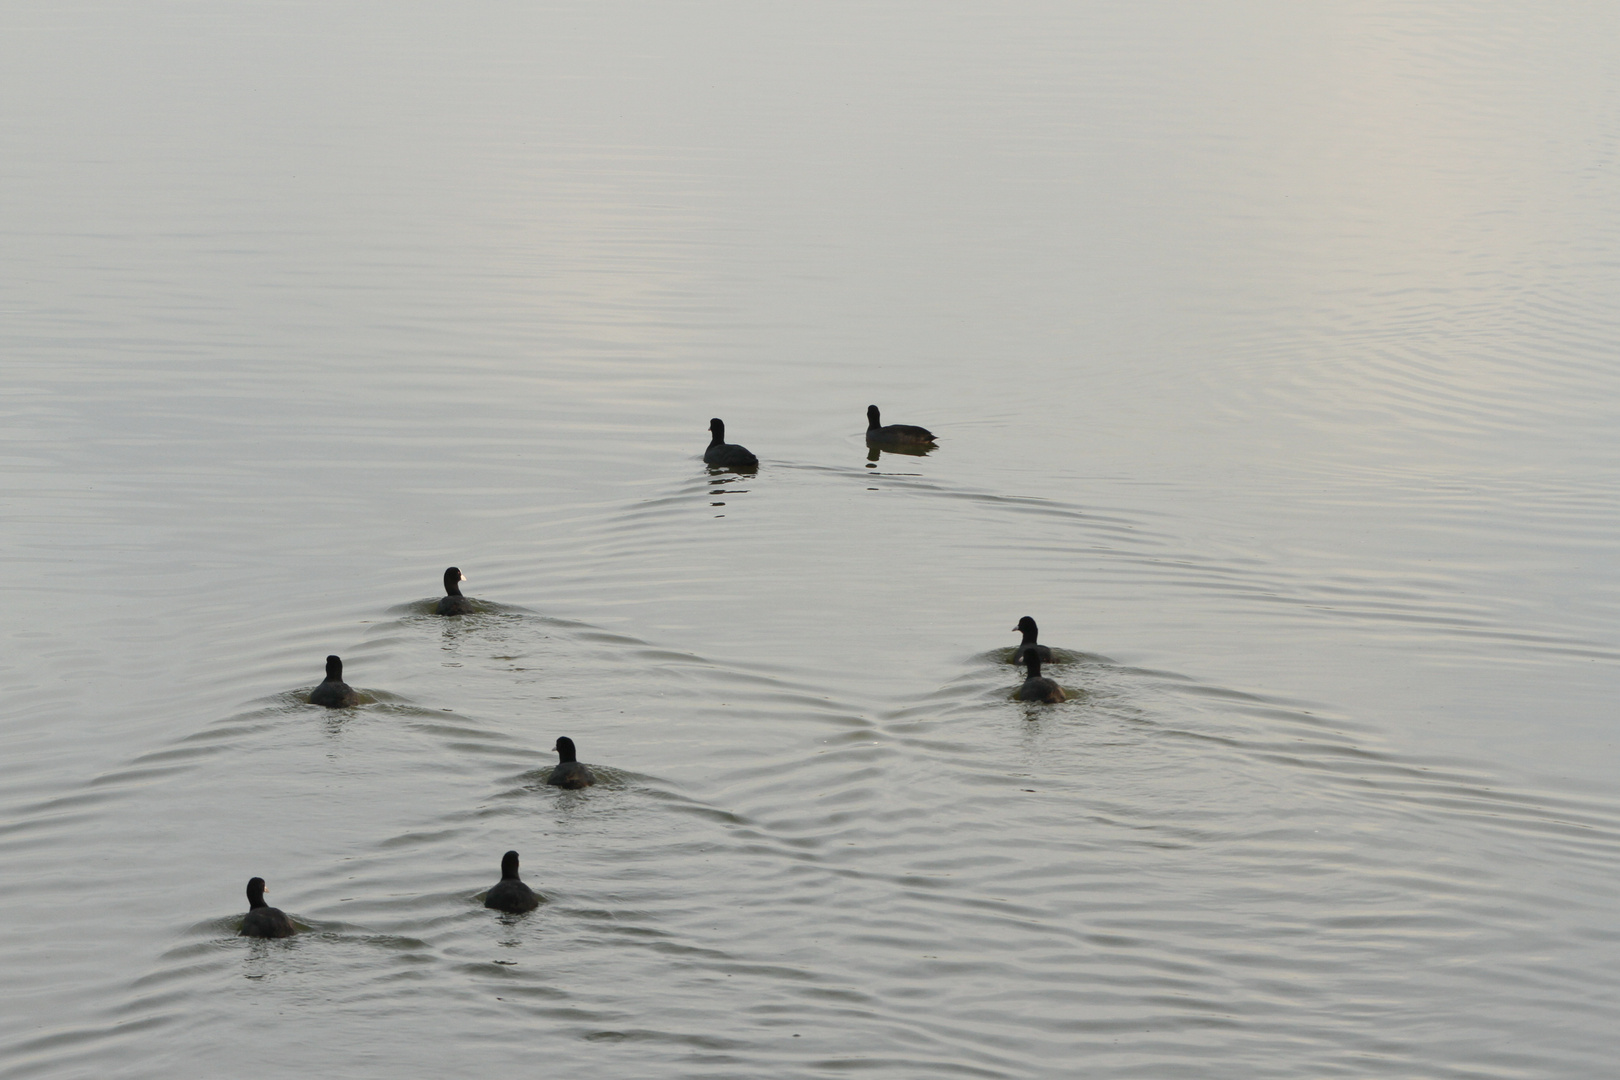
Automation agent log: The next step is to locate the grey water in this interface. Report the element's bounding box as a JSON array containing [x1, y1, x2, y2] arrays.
[[3, 2, 1620, 1076]]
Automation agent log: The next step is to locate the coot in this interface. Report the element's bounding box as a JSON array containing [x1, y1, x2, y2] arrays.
[[547, 736, 596, 790], [484, 850, 541, 914], [865, 404, 936, 445], [1016, 652, 1066, 704], [1011, 616, 1054, 665], [436, 566, 474, 616], [239, 877, 296, 938], [704, 418, 758, 469], [308, 655, 361, 708]]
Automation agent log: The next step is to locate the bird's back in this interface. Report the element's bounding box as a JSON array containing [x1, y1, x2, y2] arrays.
[[309, 680, 359, 708], [547, 761, 596, 789], [869, 421, 936, 444], [485, 879, 540, 913], [705, 442, 758, 468], [240, 906, 296, 938], [1017, 675, 1066, 704]]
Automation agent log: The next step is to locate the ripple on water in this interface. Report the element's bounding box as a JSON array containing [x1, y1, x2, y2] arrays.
[[7, 5, 1620, 1071]]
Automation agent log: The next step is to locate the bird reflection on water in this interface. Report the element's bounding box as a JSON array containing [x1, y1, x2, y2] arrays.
[[706, 466, 752, 516], [865, 441, 936, 466]]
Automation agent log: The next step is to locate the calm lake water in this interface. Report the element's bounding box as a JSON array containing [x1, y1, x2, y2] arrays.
[[4, 3, 1619, 1077]]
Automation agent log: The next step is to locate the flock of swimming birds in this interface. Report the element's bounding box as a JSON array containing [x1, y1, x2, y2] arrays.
[[237, 406, 1071, 935]]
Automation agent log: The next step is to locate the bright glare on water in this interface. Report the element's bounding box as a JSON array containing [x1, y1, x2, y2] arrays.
[[3, 3, 1620, 1077]]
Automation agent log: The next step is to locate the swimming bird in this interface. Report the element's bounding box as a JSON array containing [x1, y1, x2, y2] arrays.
[[704, 418, 758, 469], [1011, 616, 1053, 665], [1016, 651, 1066, 704], [239, 877, 296, 938], [484, 850, 541, 914], [865, 404, 936, 445], [308, 654, 361, 708], [436, 566, 474, 615], [547, 736, 596, 789]]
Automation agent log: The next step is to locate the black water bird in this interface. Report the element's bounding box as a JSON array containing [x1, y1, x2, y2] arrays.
[[484, 850, 541, 914], [1012, 616, 1054, 665], [865, 404, 936, 445], [1016, 651, 1066, 704], [547, 736, 596, 790], [308, 654, 361, 708], [239, 877, 296, 938], [704, 418, 758, 469], [436, 566, 474, 615]]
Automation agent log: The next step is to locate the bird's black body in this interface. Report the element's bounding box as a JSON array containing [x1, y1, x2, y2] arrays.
[[546, 736, 596, 790], [436, 566, 474, 615], [239, 877, 296, 938], [704, 418, 758, 469], [484, 850, 541, 914], [308, 654, 361, 708]]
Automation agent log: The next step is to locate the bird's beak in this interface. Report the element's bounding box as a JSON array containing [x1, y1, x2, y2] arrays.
[[460, 573, 468, 583]]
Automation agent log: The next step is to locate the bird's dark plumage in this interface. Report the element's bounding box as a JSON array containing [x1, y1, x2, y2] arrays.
[[1012, 616, 1053, 665], [239, 877, 296, 938], [704, 418, 758, 469], [484, 850, 541, 914], [436, 566, 474, 615], [308, 654, 361, 708], [547, 736, 596, 789], [1016, 652, 1066, 704], [866, 404, 936, 445]]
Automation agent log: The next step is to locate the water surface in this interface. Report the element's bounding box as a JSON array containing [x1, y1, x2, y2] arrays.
[[3, 3, 1620, 1077]]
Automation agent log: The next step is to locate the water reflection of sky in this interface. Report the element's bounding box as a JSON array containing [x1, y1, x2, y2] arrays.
[[5, 4, 1620, 1077]]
